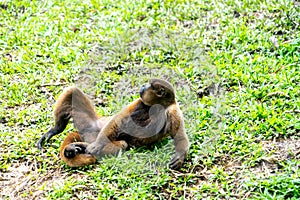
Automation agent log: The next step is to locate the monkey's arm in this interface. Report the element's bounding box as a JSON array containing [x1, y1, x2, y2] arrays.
[[86, 99, 142, 157], [170, 126, 189, 169], [85, 115, 128, 158], [168, 104, 189, 169]]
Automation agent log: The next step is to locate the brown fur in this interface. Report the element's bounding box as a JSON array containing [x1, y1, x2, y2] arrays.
[[37, 78, 189, 169], [59, 132, 96, 167]]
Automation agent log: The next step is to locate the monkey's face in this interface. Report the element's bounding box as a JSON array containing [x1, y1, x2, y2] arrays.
[[140, 79, 175, 107]]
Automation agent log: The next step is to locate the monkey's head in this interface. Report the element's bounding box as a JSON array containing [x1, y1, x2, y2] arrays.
[[140, 78, 175, 107]]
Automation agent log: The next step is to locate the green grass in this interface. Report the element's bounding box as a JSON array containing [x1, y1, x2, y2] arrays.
[[1, 0, 299, 199]]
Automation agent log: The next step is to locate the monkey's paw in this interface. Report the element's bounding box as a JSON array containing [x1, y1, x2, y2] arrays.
[[170, 152, 185, 170], [86, 142, 104, 157]]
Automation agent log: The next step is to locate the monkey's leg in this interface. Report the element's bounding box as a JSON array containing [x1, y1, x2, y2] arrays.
[[37, 87, 75, 149], [37, 108, 71, 149], [37, 87, 99, 149], [69, 87, 102, 143]]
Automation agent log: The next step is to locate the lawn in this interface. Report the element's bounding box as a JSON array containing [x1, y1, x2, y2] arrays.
[[0, 0, 299, 199]]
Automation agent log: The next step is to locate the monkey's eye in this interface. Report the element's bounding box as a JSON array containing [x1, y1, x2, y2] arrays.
[[156, 88, 165, 97]]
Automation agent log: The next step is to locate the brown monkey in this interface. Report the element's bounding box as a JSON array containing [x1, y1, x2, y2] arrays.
[[37, 79, 189, 169]]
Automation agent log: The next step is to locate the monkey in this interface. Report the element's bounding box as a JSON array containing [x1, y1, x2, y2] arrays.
[[37, 78, 189, 169]]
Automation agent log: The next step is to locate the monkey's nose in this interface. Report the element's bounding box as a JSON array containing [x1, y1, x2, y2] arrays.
[[140, 85, 145, 97]]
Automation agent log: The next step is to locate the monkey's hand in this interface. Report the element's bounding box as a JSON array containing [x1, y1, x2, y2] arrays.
[[86, 142, 104, 158], [64, 142, 89, 158], [86, 140, 128, 158], [170, 151, 187, 169], [61, 142, 97, 167]]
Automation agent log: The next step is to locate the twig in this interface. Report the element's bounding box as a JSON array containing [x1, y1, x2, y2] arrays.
[[274, 65, 284, 74], [38, 82, 67, 88], [262, 91, 290, 102]]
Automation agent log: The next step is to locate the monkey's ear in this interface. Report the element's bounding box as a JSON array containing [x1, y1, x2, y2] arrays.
[[156, 87, 165, 97]]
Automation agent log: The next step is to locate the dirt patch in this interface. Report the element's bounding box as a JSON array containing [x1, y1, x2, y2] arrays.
[[197, 82, 222, 98], [1, 161, 61, 199], [0, 159, 92, 199], [260, 138, 300, 167]]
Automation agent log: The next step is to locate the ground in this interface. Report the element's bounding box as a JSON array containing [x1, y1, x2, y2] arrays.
[[0, 0, 299, 199]]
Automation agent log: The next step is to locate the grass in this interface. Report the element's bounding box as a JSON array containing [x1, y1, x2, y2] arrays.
[[0, 0, 299, 199]]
